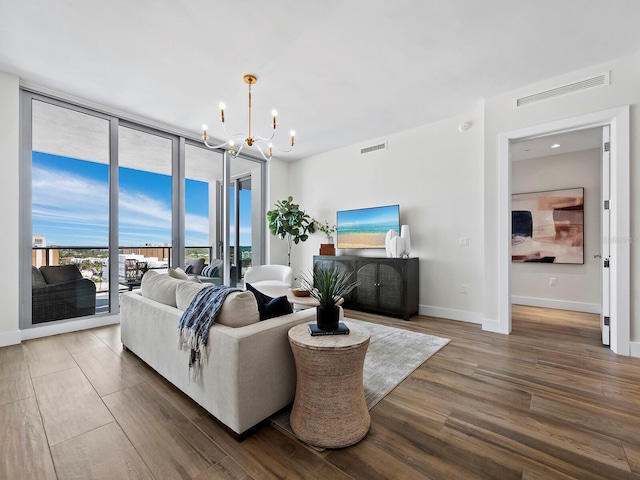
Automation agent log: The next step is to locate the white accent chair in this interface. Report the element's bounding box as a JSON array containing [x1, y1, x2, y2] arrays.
[[244, 265, 293, 289]]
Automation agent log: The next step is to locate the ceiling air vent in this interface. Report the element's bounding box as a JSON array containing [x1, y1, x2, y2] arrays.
[[360, 142, 387, 154], [515, 72, 609, 108]]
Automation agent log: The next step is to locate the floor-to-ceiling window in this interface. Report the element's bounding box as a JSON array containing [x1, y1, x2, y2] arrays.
[[21, 90, 266, 328], [230, 175, 252, 282], [118, 125, 174, 280], [184, 143, 223, 268], [30, 99, 111, 322]]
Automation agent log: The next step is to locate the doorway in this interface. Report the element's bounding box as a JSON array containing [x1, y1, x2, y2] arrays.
[[496, 106, 630, 354], [509, 127, 604, 339]]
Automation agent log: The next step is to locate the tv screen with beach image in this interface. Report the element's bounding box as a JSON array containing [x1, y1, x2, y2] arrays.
[[337, 205, 400, 249]]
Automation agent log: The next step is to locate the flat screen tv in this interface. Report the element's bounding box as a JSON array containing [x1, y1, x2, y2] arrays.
[[336, 204, 400, 249]]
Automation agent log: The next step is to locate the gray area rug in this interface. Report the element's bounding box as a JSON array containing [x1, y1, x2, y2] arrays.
[[270, 318, 450, 442]]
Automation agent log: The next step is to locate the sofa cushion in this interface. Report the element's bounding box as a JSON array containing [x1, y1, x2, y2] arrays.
[[141, 271, 181, 307], [185, 258, 205, 275], [32, 266, 47, 287], [200, 265, 219, 278], [176, 281, 208, 311], [217, 291, 259, 328], [168, 267, 190, 280], [40, 264, 82, 284]]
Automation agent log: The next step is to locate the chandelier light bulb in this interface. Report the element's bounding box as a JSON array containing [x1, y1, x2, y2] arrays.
[[272, 109, 278, 117], [219, 103, 225, 110]]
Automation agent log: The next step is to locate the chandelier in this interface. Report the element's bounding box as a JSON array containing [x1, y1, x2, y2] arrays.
[[201, 74, 295, 160]]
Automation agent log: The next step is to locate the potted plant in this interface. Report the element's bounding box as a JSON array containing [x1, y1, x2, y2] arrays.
[[267, 196, 316, 266], [315, 220, 337, 244], [315, 219, 337, 256], [300, 263, 359, 330]]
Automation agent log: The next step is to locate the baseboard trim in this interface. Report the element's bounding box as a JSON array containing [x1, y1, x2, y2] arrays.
[[20, 314, 120, 342], [629, 342, 640, 358], [481, 318, 509, 334], [418, 305, 483, 324], [512, 296, 600, 314], [0, 330, 21, 347]]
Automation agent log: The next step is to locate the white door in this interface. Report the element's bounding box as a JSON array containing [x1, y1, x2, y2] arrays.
[[601, 125, 611, 346]]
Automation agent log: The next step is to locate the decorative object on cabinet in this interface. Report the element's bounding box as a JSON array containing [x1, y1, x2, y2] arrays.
[[384, 229, 397, 257], [385, 226, 411, 258], [315, 219, 337, 244], [319, 244, 335, 256], [400, 225, 411, 257], [313, 256, 419, 320]]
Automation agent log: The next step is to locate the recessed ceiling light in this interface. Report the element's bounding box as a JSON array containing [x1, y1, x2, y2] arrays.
[[551, 143, 561, 148]]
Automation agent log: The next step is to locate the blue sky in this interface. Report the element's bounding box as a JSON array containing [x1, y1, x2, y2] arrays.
[[32, 152, 252, 247]]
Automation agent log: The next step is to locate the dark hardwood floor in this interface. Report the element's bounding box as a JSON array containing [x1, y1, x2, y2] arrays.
[[2, 306, 640, 479]]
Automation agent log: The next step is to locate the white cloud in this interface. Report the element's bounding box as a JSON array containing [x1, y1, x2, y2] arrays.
[[32, 160, 221, 246]]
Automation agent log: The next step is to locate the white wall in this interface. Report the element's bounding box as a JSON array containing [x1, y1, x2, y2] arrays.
[[483, 53, 640, 351], [288, 109, 485, 323], [0, 71, 20, 345], [511, 149, 601, 313]]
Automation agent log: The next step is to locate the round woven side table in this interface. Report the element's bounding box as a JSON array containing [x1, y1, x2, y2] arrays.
[[288, 321, 371, 448]]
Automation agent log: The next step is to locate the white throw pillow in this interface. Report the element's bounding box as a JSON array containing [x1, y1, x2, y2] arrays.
[[217, 291, 260, 327], [175, 281, 208, 311], [141, 272, 181, 307], [168, 267, 189, 280]]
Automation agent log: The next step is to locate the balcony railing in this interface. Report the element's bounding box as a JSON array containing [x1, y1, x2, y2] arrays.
[[32, 245, 215, 269]]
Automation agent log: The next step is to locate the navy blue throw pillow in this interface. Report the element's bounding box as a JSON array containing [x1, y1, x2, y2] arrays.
[[246, 283, 272, 320], [246, 283, 293, 320], [263, 295, 293, 320]]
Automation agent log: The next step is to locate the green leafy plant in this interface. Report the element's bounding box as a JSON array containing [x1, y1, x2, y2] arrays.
[[315, 220, 337, 242], [300, 263, 359, 309], [267, 196, 316, 266]]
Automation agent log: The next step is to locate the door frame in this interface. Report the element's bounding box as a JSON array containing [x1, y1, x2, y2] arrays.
[[496, 106, 630, 354]]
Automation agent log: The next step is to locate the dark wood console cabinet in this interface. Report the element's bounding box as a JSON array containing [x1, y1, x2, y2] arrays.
[[313, 256, 419, 320]]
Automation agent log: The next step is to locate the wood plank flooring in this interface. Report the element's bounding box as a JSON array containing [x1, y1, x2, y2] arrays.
[[2, 305, 640, 479]]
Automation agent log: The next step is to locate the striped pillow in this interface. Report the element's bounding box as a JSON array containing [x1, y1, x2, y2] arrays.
[[200, 265, 219, 278]]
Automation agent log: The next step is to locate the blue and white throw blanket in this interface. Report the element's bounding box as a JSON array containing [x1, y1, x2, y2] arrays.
[[178, 286, 241, 376]]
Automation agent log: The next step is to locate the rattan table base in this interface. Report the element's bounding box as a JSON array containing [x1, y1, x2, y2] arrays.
[[288, 321, 371, 448]]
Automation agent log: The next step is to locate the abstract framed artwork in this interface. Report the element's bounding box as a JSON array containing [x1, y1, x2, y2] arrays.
[[511, 187, 584, 264]]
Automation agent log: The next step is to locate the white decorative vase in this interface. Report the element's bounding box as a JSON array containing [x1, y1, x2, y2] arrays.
[[389, 236, 406, 258], [400, 225, 411, 256], [385, 229, 397, 258]]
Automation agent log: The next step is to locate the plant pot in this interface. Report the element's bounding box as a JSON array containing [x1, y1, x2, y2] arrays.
[[316, 305, 340, 331]]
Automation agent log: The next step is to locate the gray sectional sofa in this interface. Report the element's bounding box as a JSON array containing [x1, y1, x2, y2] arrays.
[[120, 271, 315, 436]]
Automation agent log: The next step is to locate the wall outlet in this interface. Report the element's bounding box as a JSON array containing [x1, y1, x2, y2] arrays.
[[461, 284, 468, 294], [458, 237, 470, 246], [549, 278, 557, 286]]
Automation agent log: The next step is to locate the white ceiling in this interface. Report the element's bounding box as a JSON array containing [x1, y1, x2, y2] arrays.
[[2, 0, 640, 161], [510, 127, 603, 162]]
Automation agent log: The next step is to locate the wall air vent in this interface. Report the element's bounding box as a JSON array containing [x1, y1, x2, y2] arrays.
[[360, 142, 387, 154], [515, 72, 609, 108]]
